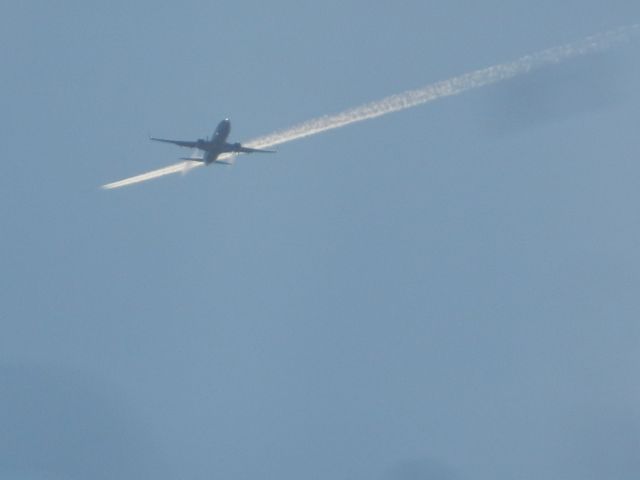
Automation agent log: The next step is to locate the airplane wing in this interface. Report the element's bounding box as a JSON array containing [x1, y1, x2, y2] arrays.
[[150, 137, 199, 148], [234, 146, 276, 154]]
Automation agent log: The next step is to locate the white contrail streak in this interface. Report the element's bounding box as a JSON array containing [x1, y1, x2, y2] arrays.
[[102, 24, 639, 190]]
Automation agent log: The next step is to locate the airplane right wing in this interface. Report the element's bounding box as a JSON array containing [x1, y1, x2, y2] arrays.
[[234, 145, 276, 154], [150, 137, 199, 148]]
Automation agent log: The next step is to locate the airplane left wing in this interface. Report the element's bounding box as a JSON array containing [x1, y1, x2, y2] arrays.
[[150, 137, 199, 148]]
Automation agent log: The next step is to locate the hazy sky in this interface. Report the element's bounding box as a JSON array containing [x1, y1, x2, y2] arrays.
[[1, 2, 639, 479]]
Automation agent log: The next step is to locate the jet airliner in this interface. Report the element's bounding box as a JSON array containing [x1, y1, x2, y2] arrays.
[[151, 118, 275, 165]]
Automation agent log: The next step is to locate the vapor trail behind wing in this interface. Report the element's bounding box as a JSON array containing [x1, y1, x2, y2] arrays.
[[100, 161, 202, 190], [102, 24, 638, 190]]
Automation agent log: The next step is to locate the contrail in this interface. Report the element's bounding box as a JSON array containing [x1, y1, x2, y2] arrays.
[[102, 24, 639, 190]]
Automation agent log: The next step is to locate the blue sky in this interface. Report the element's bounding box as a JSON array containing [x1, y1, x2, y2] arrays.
[[1, 2, 640, 479]]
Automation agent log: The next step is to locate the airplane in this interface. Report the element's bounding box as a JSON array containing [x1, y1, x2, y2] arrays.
[[150, 118, 275, 165]]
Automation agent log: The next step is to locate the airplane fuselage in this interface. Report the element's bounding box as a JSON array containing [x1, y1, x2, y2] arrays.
[[199, 119, 232, 164]]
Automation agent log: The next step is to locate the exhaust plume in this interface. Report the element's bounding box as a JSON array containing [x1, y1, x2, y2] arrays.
[[102, 24, 638, 190]]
